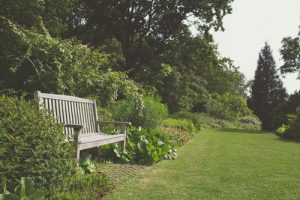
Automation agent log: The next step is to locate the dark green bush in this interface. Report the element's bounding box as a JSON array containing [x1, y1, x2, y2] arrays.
[[0, 95, 76, 195], [101, 127, 176, 165], [272, 91, 300, 130], [276, 108, 300, 140], [110, 96, 168, 129]]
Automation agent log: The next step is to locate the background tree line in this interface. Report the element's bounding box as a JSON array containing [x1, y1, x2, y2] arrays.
[[1, 0, 250, 117]]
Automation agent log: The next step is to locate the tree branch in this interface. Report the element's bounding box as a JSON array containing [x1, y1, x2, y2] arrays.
[[27, 57, 41, 80]]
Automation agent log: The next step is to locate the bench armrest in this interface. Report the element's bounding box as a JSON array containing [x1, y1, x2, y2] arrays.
[[64, 124, 83, 150], [64, 124, 83, 130], [98, 121, 131, 126]]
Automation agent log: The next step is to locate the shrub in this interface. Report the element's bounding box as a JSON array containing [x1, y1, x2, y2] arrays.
[[161, 118, 197, 133], [158, 126, 193, 147], [237, 115, 262, 130], [276, 108, 300, 139], [100, 127, 176, 165], [172, 111, 235, 129], [272, 91, 300, 130], [172, 110, 261, 130], [110, 96, 168, 129], [0, 95, 76, 195], [207, 92, 251, 121], [276, 124, 288, 137], [172, 111, 202, 130]]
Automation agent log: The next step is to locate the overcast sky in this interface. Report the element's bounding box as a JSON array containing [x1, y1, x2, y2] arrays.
[[212, 0, 300, 94]]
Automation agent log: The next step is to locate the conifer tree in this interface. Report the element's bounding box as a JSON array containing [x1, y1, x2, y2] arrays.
[[248, 43, 287, 130]]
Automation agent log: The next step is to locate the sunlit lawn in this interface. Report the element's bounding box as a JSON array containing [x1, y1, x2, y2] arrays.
[[104, 129, 300, 200]]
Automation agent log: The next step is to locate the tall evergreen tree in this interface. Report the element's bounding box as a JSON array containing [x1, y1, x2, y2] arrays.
[[248, 43, 287, 131]]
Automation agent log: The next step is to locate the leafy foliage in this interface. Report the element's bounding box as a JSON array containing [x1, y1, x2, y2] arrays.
[[101, 127, 177, 165], [161, 118, 197, 133], [0, 0, 77, 36], [159, 118, 197, 147], [0, 0, 44, 30], [66, 0, 233, 78], [110, 96, 168, 129], [172, 111, 261, 130], [0, 17, 142, 109], [0, 177, 44, 200], [156, 36, 246, 113], [172, 111, 204, 130], [248, 43, 287, 131], [207, 92, 252, 121], [280, 36, 300, 78], [79, 152, 96, 174], [237, 116, 262, 130], [276, 108, 300, 140], [0, 95, 76, 195], [272, 91, 300, 129]]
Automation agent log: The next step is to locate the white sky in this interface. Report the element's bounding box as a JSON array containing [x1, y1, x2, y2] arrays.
[[212, 0, 300, 94]]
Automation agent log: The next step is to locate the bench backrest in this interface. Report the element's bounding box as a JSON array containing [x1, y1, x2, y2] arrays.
[[36, 91, 99, 136]]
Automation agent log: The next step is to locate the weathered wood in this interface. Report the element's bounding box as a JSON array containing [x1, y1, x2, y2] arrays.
[[64, 124, 83, 159], [38, 92, 94, 103], [98, 121, 131, 126], [35, 91, 130, 159], [120, 124, 127, 151]]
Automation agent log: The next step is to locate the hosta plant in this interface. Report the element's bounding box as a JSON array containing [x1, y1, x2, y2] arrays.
[[79, 152, 96, 174]]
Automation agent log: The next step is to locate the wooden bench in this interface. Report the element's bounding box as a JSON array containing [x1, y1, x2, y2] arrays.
[[35, 91, 130, 159]]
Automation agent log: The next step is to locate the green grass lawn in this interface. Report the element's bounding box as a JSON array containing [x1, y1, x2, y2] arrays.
[[104, 129, 300, 200]]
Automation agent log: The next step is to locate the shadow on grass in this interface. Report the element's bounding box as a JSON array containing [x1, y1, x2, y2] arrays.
[[276, 136, 300, 144], [214, 128, 300, 144], [214, 128, 269, 134]]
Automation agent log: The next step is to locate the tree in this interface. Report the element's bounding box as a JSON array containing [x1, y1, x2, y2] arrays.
[[248, 43, 287, 131], [65, 0, 233, 79], [280, 35, 300, 79], [0, 0, 77, 36]]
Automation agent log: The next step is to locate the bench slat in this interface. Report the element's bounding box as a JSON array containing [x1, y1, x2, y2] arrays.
[[38, 92, 94, 103]]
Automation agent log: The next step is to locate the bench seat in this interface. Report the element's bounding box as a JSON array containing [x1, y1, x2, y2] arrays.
[[78, 133, 126, 150]]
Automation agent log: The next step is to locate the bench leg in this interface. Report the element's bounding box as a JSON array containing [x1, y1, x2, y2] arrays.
[[120, 124, 127, 152], [120, 139, 126, 152], [73, 128, 81, 161], [76, 149, 80, 160]]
